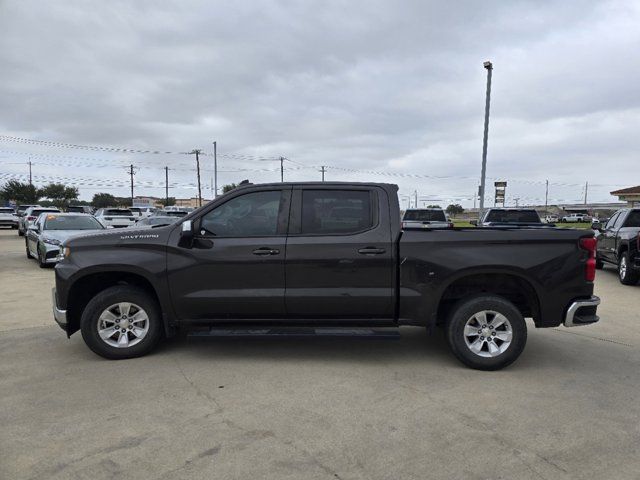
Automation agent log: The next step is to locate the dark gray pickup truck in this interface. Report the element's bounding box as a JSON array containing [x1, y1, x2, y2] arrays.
[[52, 182, 600, 370], [596, 208, 640, 285]]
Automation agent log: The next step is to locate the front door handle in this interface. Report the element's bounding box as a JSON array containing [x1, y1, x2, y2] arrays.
[[358, 247, 386, 255], [252, 247, 280, 256]]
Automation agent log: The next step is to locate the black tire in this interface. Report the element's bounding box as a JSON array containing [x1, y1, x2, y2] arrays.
[[25, 239, 33, 259], [618, 252, 639, 285], [80, 286, 163, 359], [595, 255, 604, 270], [445, 295, 527, 371]]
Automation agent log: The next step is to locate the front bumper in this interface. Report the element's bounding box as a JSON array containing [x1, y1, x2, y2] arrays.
[[564, 296, 600, 327], [52, 288, 68, 331]]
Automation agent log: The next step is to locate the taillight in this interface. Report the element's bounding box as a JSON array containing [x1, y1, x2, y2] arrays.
[[27, 216, 35, 221], [579, 237, 597, 282]]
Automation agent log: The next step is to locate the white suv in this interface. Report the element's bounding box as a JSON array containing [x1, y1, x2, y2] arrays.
[[94, 208, 137, 228]]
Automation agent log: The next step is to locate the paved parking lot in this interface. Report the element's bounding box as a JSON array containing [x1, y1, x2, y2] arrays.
[[1, 228, 639, 480]]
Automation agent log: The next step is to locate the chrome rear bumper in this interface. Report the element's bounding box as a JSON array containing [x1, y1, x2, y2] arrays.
[[564, 296, 600, 327]]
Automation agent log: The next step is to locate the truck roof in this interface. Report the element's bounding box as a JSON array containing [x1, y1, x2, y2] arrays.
[[234, 181, 398, 190]]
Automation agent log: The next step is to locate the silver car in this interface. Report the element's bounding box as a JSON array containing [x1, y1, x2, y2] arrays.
[[25, 213, 105, 267], [18, 206, 60, 236], [0, 207, 19, 229]]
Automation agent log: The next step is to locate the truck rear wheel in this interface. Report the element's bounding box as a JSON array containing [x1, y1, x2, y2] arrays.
[[80, 286, 162, 359], [445, 295, 527, 370]]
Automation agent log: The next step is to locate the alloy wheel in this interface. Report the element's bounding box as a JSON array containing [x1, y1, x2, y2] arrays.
[[463, 310, 513, 358], [96, 302, 149, 348]]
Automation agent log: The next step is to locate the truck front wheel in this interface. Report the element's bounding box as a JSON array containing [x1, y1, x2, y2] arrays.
[[445, 295, 527, 370], [80, 286, 162, 359]]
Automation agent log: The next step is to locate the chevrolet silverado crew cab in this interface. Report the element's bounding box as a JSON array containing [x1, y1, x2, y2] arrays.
[[596, 208, 640, 285], [52, 182, 600, 370]]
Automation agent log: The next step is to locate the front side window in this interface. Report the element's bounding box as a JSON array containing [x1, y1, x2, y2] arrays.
[[604, 212, 619, 230], [301, 190, 373, 235], [200, 190, 282, 237]]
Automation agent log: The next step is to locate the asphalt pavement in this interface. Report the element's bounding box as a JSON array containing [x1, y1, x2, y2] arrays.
[[0, 228, 639, 480]]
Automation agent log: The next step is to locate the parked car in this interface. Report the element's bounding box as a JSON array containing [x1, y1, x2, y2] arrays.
[[132, 215, 178, 228], [94, 208, 136, 228], [545, 214, 559, 223], [474, 208, 549, 227], [561, 213, 591, 223], [595, 208, 640, 285], [129, 207, 156, 218], [0, 207, 19, 229], [66, 205, 94, 214], [52, 182, 600, 370], [402, 208, 452, 229], [155, 209, 189, 218], [26, 213, 105, 267], [18, 206, 60, 236], [16, 204, 40, 218]]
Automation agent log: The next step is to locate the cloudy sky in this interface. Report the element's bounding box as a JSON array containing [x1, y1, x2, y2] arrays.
[[1, 0, 639, 207]]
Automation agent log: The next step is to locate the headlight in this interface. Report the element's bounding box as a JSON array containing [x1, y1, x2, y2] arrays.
[[56, 246, 71, 261], [42, 237, 62, 246]]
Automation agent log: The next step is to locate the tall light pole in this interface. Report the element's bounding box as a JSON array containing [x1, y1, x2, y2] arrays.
[[479, 60, 493, 212], [212, 141, 218, 198]]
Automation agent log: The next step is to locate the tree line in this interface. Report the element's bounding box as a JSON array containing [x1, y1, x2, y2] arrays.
[[0, 180, 177, 209]]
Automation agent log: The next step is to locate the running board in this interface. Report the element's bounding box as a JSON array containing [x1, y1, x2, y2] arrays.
[[188, 326, 400, 339]]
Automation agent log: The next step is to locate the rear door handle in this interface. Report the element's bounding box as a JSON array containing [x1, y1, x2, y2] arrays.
[[252, 247, 280, 256], [358, 247, 386, 255]]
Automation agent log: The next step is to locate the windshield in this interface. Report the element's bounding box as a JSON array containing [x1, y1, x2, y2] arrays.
[[67, 206, 86, 212], [139, 216, 176, 226], [403, 210, 446, 222], [44, 215, 104, 230], [105, 209, 133, 216], [485, 210, 541, 223], [624, 210, 640, 228]]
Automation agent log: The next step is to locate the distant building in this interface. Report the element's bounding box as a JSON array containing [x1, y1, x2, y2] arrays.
[[133, 196, 161, 208], [610, 186, 640, 207], [175, 197, 211, 208]]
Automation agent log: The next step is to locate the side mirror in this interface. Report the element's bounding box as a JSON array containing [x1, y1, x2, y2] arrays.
[[470, 220, 478, 226], [28, 224, 39, 232], [179, 220, 194, 248]]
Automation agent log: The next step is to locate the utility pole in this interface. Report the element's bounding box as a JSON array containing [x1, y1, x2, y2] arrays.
[[584, 181, 588, 205], [320, 166, 326, 182], [128, 164, 136, 205], [213, 141, 218, 198], [28, 159, 33, 186], [545, 179, 549, 214], [280, 157, 284, 182], [414, 190, 418, 209], [473, 190, 477, 209], [514, 197, 520, 207], [164, 167, 169, 205], [189, 149, 203, 207], [479, 61, 493, 212]]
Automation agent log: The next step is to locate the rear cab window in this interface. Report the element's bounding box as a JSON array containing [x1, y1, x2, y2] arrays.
[[403, 209, 446, 222], [485, 209, 541, 223]]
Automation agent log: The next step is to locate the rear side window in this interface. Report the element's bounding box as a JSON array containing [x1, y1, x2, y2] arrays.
[[301, 190, 373, 235], [403, 210, 446, 222], [623, 210, 640, 228]]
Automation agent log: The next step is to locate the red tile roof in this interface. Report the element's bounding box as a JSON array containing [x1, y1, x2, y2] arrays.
[[611, 186, 640, 195]]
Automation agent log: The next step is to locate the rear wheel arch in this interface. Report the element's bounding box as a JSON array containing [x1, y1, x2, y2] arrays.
[[435, 271, 541, 326], [66, 271, 169, 337]]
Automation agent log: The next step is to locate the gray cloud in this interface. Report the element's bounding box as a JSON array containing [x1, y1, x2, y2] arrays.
[[1, 0, 638, 205]]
